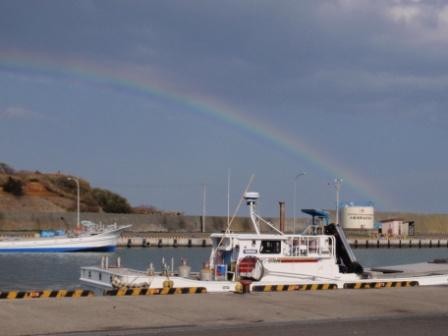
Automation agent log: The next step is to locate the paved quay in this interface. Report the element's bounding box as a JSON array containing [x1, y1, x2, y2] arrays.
[[1, 286, 448, 336]]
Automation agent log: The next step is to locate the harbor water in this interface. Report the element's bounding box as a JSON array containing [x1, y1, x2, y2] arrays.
[[0, 247, 447, 291]]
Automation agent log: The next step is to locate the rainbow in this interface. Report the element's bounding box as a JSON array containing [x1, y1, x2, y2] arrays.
[[0, 49, 389, 207]]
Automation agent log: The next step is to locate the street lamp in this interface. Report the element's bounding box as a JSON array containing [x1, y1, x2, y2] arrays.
[[293, 172, 306, 234], [330, 177, 343, 226], [67, 177, 80, 230]]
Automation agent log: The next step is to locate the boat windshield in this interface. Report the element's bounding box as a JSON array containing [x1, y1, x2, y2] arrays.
[[289, 236, 334, 257]]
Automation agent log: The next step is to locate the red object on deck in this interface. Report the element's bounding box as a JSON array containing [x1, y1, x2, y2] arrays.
[[238, 256, 258, 273]]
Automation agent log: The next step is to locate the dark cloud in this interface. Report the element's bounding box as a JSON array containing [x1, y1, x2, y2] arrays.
[[1, 1, 448, 213], [1, 1, 448, 121]]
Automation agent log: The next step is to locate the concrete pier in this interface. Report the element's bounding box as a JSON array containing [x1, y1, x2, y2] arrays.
[[120, 235, 211, 247], [350, 238, 448, 248], [119, 235, 448, 248], [1, 286, 448, 335]]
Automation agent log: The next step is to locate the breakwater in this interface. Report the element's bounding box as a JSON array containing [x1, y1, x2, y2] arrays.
[[2, 211, 448, 235], [120, 235, 448, 248], [121, 236, 210, 248]]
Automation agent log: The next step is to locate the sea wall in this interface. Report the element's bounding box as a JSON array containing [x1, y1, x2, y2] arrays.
[[0, 211, 447, 235], [0, 211, 307, 234]]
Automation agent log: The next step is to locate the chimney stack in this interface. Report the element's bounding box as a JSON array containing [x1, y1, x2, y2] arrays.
[[279, 201, 285, 233]]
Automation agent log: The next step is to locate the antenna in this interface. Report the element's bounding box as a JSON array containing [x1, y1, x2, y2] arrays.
[[217, 174, 255, 249], [221, 174, 255, 235]]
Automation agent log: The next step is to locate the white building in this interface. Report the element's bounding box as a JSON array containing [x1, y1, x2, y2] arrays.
[[340, 204, 374, 230], [380, 219, 414, 238]]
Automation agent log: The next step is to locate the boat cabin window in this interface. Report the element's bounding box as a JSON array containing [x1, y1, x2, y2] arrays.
[[259, 240, 281, 254]]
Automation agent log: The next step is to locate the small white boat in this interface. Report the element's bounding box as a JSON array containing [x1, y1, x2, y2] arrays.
[[80, 192, 448, 293], [0, 221, 131, 253]]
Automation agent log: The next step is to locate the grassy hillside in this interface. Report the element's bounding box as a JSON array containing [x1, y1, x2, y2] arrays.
[[0, 163, 135, 214]]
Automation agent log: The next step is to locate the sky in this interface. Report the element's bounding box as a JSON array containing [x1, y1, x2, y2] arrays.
[[1, 0, 448, 217]]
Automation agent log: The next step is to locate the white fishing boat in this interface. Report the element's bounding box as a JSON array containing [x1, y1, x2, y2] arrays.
[[0, 221, 131, 253], [80, 192, 448, 293]]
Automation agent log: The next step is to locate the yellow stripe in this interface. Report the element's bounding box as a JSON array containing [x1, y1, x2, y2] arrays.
[[163, 280, 174, 288], [69, 290, 79, 298], [1, 289, 94, 299], [252, 283, 337, 292], [347, 281, 420, 289], [7, 292, 18, 299], [56, 290, 66, 298], [41, 290, 52, 298], [117, 288, 128, 296], [75, 289, 87, 297], [160, 288, 171, 295]]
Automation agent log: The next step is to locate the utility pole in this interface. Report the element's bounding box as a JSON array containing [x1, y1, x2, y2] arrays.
[[67, 177, 80, 230], [293, 172, 306, 233], [332, 177, 343, 226], [201, 183, 207, 233]]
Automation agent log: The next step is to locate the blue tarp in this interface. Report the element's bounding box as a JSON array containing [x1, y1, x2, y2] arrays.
[[40, 230, 65, 238]]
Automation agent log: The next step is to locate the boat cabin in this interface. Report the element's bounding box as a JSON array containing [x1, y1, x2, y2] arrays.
[[209, 233, 336, 281]]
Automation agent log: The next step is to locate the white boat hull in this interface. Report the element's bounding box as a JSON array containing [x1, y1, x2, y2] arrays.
[[80, 261, 448, 294], [0, 226, 129, 253], [80, 267, 239, 293]]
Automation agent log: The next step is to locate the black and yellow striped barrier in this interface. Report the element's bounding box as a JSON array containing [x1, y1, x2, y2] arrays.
[[0, 289, 94, 300], [344, 281, 419, 289], [105, 287, 207, 296], [251, 283, 338, 293]]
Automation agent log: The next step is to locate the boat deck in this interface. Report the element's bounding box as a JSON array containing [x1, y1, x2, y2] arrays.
[[83, 266, 202, 280]]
